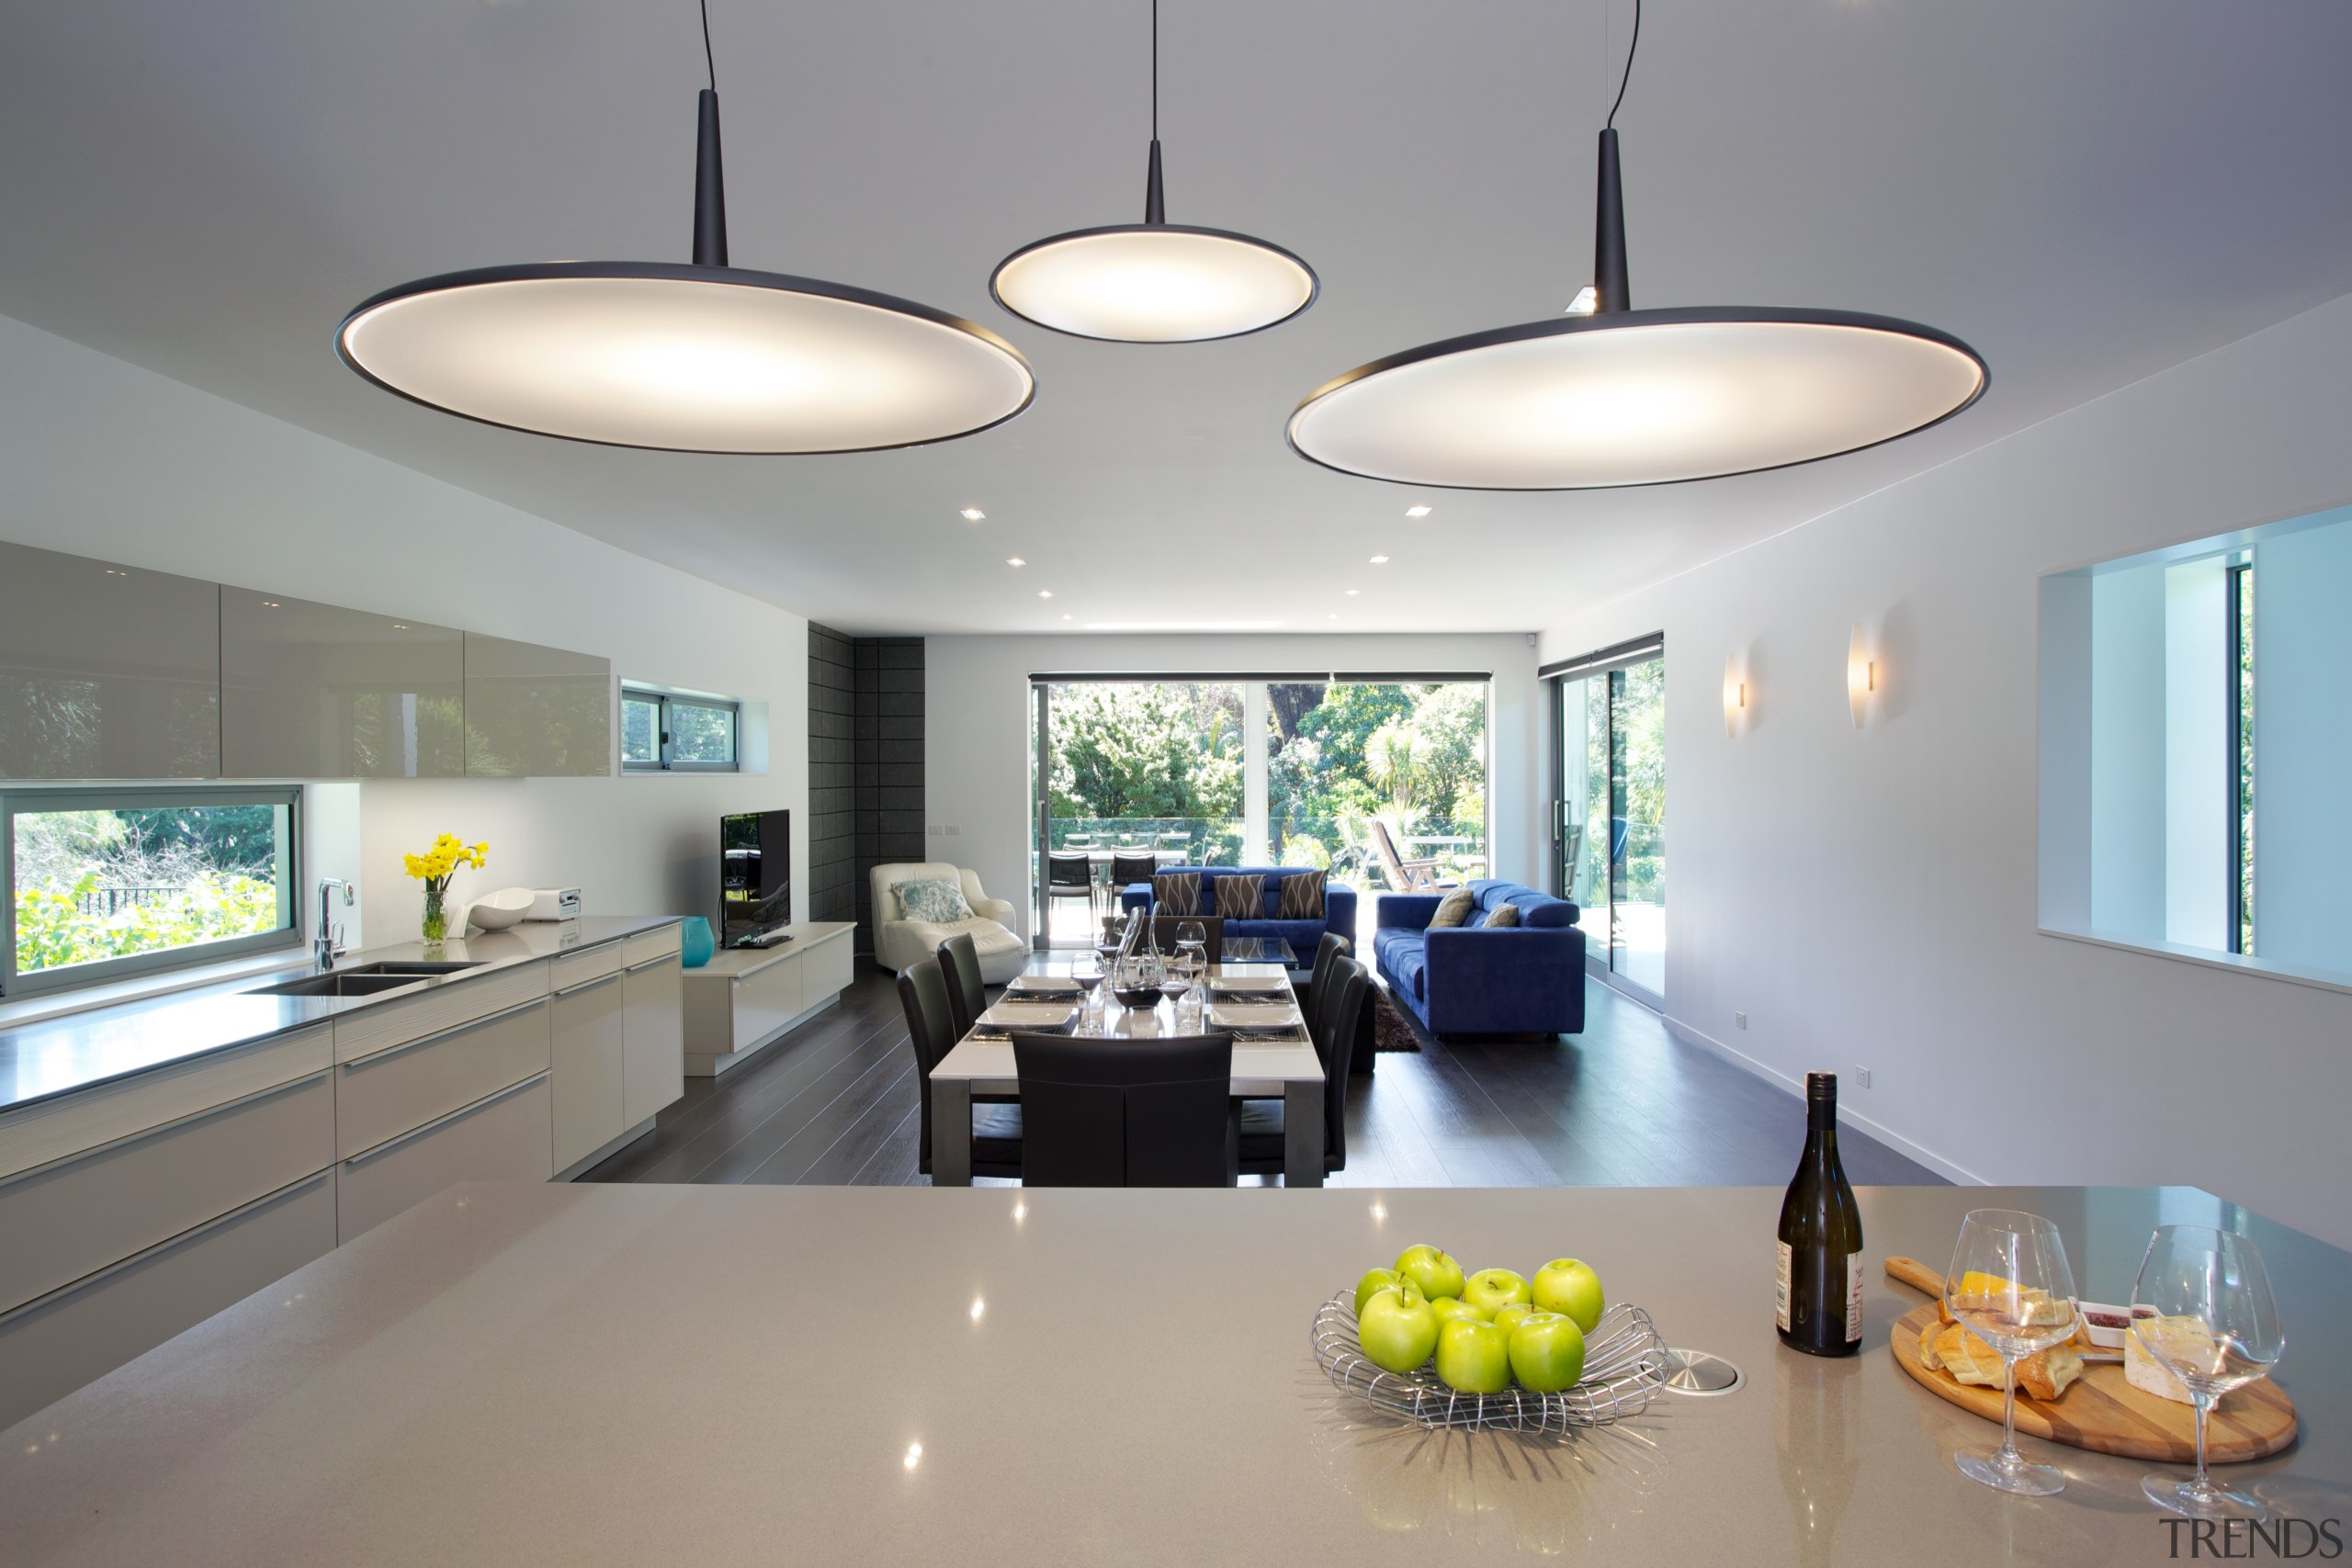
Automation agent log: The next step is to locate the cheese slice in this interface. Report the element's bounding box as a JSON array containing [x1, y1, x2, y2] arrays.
[[2124, 1316, 2204, 1405]]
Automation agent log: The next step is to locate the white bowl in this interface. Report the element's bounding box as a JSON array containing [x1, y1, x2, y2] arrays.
[[465, 887, 537, 932]]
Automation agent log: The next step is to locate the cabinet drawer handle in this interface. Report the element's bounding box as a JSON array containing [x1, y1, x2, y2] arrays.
[[343, 1072, 548, 1168], [339, 998, 548, 1071], [552, 970, 624, 999], [624, 956, 676, 975]]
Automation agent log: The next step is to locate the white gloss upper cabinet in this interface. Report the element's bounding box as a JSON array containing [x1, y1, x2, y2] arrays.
[[462, 634, 612, 778], [0, 540, 220, 779], [220, 589, 464, 778]]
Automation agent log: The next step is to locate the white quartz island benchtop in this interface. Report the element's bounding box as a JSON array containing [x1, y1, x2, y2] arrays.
[[2, 1181, 2343, 1565]]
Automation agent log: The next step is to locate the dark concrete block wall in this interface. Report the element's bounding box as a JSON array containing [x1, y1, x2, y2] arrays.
[[807, 626, 857, 935], [808, 626, 925, 959]]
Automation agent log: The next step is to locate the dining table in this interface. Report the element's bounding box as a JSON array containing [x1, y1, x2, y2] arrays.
[[927, 949, 1328, 1186]]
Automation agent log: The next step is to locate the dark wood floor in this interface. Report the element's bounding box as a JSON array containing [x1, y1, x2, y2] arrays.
[[582, 965, 1945, 1189]]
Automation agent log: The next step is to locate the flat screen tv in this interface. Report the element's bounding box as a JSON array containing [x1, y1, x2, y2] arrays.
[[718, 809, 791, 948]]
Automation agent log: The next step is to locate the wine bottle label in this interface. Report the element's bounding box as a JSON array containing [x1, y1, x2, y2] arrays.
[[1845, 1251, 1865, 1343], [1775, 1241, 1792, 1332]]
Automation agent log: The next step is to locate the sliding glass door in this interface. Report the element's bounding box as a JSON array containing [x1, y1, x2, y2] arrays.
[[1031, 673, 1492, 950], [1551, 640, 1665, 1005]]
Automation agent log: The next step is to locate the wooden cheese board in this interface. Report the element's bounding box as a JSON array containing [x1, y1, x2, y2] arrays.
[[1884, 1256, 2298, 1465]]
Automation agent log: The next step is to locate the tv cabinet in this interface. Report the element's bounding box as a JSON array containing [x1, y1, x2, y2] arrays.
[[681, 922, 855, 1077]]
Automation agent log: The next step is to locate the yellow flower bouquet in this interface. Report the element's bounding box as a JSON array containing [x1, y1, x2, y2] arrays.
[[402, 832, 488, 942]]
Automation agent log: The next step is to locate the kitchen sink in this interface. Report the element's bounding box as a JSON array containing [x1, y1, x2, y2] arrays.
[[340, 961, 487, 976], [246, 973, 430, 998]]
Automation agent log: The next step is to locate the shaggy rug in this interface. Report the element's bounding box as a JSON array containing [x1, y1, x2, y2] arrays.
[[1368, 986, 1424, 1054]]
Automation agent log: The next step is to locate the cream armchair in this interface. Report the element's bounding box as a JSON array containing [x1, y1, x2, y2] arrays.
[[869, 862, 1027, 983]]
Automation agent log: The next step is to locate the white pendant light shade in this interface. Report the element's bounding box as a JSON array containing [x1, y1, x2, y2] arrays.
[[991, 224, 1316, 344], [989, 3, 1315, 344], [1287, 5, 1984, 491], [1288, 307, 1984, 490], [340, 62, 1032, 454], [341, 264, 1034, 454]]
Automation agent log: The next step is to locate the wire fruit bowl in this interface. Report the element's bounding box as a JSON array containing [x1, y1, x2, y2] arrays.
[[1311, 1289, 1669, 1434]]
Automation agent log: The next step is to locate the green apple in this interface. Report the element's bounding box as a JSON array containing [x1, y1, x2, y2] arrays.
[[1491, 1303, 1538, 1337], [1354, 1267, 1407, 1318], [1532, 1258, 1606, 1333], [1358, 1285, 1441, 1374], [1508, 1311, 1588, 1393], [1394, 1244, 1465, 1303], [1463, 1268, 1532, 1316], [1428, 1295, 1490, 1327], [1434, 1318, 1512, 1393]]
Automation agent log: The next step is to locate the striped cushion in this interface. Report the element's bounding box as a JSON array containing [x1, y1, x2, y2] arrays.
[[1481, 901, 1521, 928], [1276, 869, 1327, 919], [1429, 887, 1477, 928], [1214, 874, 1266, 921], [1152, 871, 1203, 917]]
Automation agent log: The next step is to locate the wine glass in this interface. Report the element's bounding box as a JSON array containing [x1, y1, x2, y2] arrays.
[[1175, 920, 1207, 987], [1944, 1209, 2081, 1495], [2132, 1224, 2285, 1521]]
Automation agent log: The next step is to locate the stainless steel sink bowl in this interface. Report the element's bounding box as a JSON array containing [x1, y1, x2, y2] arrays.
[[246, 973, 428, 998], [340, 961, 487, 976]]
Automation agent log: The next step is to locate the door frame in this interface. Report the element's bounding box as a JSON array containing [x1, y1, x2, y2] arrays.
[[1542, 635, 1666, 1010]]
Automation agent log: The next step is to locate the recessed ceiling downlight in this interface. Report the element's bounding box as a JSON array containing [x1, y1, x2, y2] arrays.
[[989, 1, 1315, 344], [337, 18, 1031, 453], [1285, 1, 1982, 490]]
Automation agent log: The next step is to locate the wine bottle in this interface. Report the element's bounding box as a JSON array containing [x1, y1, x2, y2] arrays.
[[1776, 1071, 1865, 1357]]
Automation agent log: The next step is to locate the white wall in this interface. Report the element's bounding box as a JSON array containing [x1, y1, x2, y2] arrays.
[[0, 313, 808, 949], [925, 633, 1544, 943], [2256, 518, 2352, 976], [1538, 290, 2352, 1250]]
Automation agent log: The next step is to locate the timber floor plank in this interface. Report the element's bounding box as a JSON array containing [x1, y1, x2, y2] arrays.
[[582, 964, 1947, 1190]]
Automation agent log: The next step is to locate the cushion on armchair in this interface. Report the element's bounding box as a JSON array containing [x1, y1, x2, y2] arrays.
[[893, 876, 973, 924]]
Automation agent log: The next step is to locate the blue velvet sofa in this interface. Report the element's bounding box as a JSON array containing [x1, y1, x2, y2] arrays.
[[1119, 866, 1356, 965], [1374, 880, 1585, 1038]]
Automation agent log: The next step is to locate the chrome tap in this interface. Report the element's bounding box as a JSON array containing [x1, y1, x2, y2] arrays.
[[315, 878, 355, 967]]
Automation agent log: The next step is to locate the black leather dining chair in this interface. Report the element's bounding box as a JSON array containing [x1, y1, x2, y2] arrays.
[[1008, 1032, 1239, 1187], [1238, 956, 1370, 1180], [1147, 915, 1224, 965], [936, 931, 989, 1039], [899, 957, 1023, 1180], [1297, 931, 1351, 1041]]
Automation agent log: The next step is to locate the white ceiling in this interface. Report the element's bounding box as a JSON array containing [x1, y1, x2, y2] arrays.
[[3, 0, 2348, 636]]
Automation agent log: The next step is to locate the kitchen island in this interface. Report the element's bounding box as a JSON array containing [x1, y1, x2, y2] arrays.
[[0, 918, 684, 1427], [1, 1181, 2339, 1565]]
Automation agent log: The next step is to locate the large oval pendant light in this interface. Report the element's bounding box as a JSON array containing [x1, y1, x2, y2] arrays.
[[989, 0, 1317, 344], [1287, 1, 1984, 490], [338, 7, 1033, 454]]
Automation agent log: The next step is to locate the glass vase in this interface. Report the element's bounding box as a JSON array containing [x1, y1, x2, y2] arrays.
[[421, 885, 447, 945]]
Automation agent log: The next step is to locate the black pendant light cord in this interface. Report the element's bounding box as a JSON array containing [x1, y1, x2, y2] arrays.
[[692, 0, 726, 265], [1606, 0, 1640, 129], [1143, 0, 1166, 223]]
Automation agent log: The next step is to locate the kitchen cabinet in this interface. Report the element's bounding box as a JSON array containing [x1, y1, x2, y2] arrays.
[[549, 970, 627, 1172], [620, 942, 684, 1129], [0, 1169, 334, 1431], [462, 633, 611, 777], [0, 539, 220, 779], [219, 588, 463, 777], [336, 1076, 550, 1243]]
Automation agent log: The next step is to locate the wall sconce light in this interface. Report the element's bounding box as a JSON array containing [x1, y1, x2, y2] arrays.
[[1723, 654, 1749, 739], [1847, 626, 1877, 728]]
